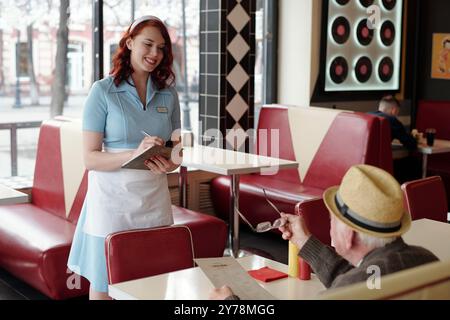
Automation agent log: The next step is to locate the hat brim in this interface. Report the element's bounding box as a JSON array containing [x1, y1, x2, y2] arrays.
[[323, 186, 411, 238]]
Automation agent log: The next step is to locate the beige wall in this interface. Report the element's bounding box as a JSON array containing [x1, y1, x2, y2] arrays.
[[278, 0, 322, 107]]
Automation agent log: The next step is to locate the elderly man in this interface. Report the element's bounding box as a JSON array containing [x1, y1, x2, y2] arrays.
[[210, 165, 438, 300]]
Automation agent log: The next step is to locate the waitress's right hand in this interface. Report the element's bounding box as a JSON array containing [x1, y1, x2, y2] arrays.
[[131, 136, 164, 159]]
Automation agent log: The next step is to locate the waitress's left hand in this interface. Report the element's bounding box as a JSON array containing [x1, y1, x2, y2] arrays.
[[144, 155, 174, 174]]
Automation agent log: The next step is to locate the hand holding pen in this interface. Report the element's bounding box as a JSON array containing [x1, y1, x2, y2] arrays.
[[141, 130, 173, 147], [139, 130, 172, 173]]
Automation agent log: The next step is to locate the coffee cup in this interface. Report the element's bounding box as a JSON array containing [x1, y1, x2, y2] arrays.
[[426, 128, 436, 147]]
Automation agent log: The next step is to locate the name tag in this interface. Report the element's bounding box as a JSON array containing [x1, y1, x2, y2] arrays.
[[157, 106, 168, 113]]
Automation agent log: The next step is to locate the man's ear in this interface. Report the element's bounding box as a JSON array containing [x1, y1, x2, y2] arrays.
[[126, 38, 133, 50], [344, 228, 355, 251]]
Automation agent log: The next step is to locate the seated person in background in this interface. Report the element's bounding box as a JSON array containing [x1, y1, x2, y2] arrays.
[[369, 95, 417, 151], [210, 165, 438, 300]]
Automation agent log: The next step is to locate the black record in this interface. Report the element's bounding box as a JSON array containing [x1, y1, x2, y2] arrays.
[[378, 57, 394, 82], [355, 57, 372, 83], [332, 17, 350, 44], [382, 0, 396, 10], [357, 19, 374, 46], [380, 20, 396, 46], [359, 0, 374, 8], [335, 0, 350, 5], [330, 57, 348, 84]]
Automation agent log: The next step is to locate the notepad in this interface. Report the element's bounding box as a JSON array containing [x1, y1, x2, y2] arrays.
[[121, 145, 174, 170]]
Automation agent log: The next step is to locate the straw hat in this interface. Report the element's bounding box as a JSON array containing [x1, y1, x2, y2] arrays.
[[323, 164, 411, 238]]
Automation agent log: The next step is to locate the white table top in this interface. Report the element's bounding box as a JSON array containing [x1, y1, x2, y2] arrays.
[[109, 255, 325, 300], [0, 184, 29, 205], [403, 218, 450, 261], [417, 139, 450, 155], [181, 145, 298, 176], [392, 139, 450, 156]]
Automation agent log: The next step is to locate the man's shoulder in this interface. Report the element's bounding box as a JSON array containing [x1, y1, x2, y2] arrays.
[[331, 241, 439, 289], [362, 242, 437, 273], [367, 111, 395, 121]]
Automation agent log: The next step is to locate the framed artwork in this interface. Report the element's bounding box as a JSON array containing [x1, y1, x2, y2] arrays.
[[431, 33, 450, 80], [312, 0, 404, 102]]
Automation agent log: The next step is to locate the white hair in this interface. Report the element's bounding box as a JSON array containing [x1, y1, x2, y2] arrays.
[[334, 216, 396, 249], [356, 231, 396, 248]]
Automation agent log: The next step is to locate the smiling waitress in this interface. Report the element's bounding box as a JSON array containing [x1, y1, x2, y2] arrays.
[[68, 16, 182, 300]]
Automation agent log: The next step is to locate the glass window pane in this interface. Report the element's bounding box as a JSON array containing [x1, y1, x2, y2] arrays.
[[0, 0, 92, 178], [254, 0, 265, 129]]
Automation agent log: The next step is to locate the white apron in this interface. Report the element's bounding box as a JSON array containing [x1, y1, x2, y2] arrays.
[[82, 150, 173, 238]]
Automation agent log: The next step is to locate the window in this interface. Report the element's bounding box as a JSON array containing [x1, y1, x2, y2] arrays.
[[0, 0, 200, 179], [0, 0, 92, 178], [254, 0, 278, 129], [16, 42, 28, 78]]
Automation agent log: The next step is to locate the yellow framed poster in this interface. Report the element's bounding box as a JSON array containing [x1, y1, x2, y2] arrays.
[[431, 33, 450, 80]]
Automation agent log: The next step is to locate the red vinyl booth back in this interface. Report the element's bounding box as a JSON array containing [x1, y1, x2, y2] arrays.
[[401, 176, 448, 223], [415, 101, 450, 203], [416, 101, 450, 141], [211, 106, 393, 228], [106, 226, 195, 285]]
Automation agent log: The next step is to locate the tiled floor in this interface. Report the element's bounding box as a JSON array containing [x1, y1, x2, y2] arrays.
[[0, 227, 288, 300]]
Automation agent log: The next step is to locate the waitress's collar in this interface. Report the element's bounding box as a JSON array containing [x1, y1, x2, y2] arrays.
[[109, 76, 159, 105]]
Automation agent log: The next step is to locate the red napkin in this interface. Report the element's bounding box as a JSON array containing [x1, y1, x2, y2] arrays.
[[248, 267, 288, 282]]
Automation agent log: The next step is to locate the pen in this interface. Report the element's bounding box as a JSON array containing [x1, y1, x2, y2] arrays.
[[141, 130, 173, 148], [141, 130, 151, 137]]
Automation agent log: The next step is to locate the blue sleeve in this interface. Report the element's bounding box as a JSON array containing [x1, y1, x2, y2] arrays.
[[82, 81, 107, 132], [171, 88, 181, 131]]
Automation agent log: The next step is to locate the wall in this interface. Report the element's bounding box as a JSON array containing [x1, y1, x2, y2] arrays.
[[277, 0, 411, 120], [278, 0, 321, 107], [277, 0, 378, 111], [417, 0, 450, 101]]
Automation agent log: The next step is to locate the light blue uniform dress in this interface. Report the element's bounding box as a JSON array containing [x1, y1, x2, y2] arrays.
[[67, 76, 181, 292]]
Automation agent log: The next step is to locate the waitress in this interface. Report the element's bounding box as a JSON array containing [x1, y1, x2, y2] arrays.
[[68, 16, 182, 300]]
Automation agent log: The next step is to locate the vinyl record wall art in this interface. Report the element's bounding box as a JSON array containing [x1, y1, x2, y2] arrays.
[[324, 0, 403, 92]]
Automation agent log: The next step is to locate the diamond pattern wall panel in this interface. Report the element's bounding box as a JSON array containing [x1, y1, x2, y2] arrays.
[[199, 0, 256, 151]]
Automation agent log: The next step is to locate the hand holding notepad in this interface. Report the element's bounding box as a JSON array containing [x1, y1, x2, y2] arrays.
[[121, 144, 175, 170], [121, 131, 182, 170]]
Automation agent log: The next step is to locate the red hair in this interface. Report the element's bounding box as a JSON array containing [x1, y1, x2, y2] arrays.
[[110, 18, 175, 90]]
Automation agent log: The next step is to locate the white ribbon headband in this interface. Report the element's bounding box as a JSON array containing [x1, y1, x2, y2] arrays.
[[129, 15, 163, 32]]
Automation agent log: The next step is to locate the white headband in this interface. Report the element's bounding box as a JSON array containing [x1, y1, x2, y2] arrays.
[[129, 15, 163, 32]]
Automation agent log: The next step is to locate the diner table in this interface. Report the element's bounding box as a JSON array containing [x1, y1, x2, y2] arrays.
[[402, 218, 450, 261], [109, 219, 450, 300], [109, 254, 326, 300], [179, 145, 298, 258], [392, 139, 450, 178], [0, 184, 28, 205]]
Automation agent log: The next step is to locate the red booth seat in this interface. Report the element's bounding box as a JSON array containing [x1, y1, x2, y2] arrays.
[[0, 119, 227, 299], [211, 106, 393, 227], [416, 100, 450, 204]]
